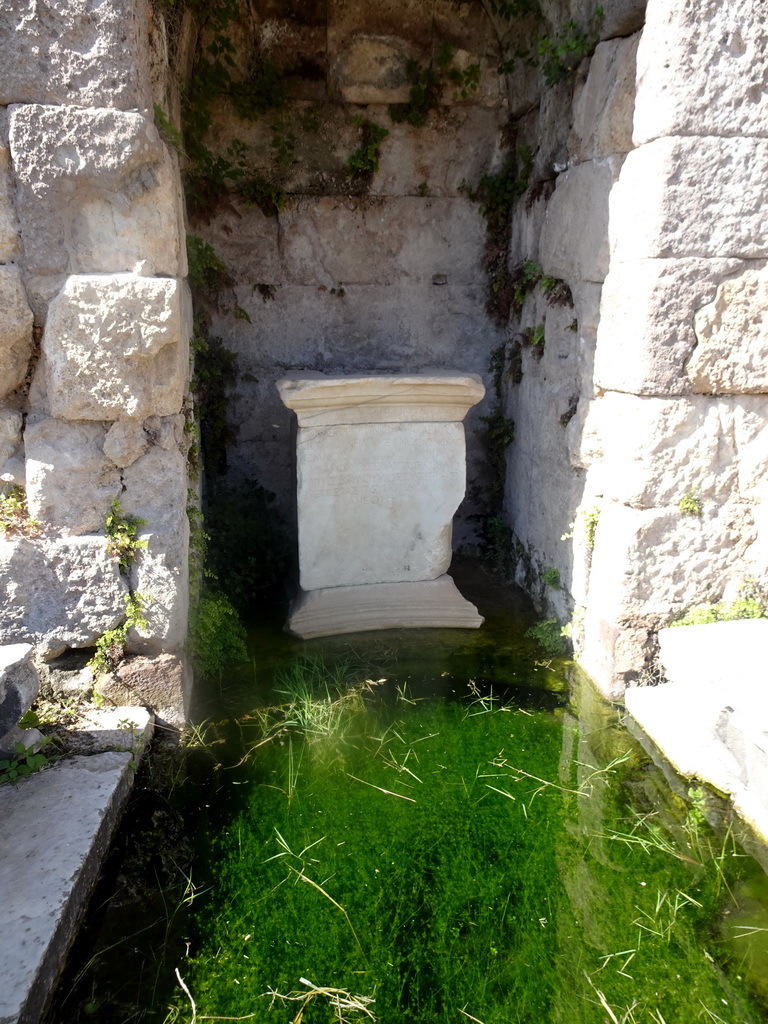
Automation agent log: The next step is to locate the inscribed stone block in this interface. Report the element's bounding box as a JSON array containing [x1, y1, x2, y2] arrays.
[[278, 373, 485, 637]]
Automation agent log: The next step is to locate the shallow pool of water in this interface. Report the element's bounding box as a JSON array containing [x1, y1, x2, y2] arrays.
[[49, 564, 768, 1023]]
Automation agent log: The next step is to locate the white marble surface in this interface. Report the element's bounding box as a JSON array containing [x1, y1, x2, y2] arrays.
[[296, 420, 465, 590], [277, 373, 485, 635]]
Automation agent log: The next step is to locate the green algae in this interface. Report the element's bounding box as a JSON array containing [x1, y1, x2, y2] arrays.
[[48, 566, 768, 1024], [174, 666, 768, 1024]]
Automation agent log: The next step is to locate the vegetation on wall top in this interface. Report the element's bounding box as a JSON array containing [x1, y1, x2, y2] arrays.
[[389, 43, 480, 127]]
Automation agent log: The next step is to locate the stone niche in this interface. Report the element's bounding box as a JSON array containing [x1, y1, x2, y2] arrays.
[[277, 373, 485, 638]]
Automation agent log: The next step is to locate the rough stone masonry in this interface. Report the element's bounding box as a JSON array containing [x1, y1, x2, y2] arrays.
[[0, 0, 766, 723], [0, 0, 192, 725]]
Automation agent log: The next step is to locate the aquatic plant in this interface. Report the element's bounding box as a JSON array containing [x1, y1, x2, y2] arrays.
[[525, 617, 567, 656]]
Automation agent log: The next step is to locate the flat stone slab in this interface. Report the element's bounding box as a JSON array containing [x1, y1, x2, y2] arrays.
[[287, 576, 484, 639], [0, 707, 152, 1024], [625, 620, 768, 841], [658, 618, 768, 689]]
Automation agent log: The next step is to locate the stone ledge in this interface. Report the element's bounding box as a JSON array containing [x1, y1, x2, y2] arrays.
[[277, 372, 485, 426], [0, 707, 153, 1024], [287, 576, 484, 638], [624, 621, 768, 842]]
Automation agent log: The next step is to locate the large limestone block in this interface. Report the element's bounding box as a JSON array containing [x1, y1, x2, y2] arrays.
[[0, 265, 34, 400], [578, 393, 738, 509], [610, 137, 768, 262], [96, 653, 190, 728], [8, 105, 184, 294], [24, 417, 121, 535], [634, 0, 768, 145], [569, 34, 639, 163], [0, 141, 20, 261], [594, 258, 743, 395], [371, 110, 507, 197], [688, 263, 768, 395], [328, 0, 432, 70], [539, 157, 623, 284], [43, 274, 189, 422], [580, 502, 757, 696], [121, 446, 190, 654], [0, 0, 152, 110], [278, 196, 486, 288], [0, 644, 39, 737], [0, 536, 128, 657], [331, 35, 417, 105]]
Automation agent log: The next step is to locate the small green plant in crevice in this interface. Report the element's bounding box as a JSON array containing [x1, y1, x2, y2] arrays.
[[489, 344, 508, 399], [562, 505, 600, 550], [186, 493, 212, 595], [512, 258, 544, 310], [186, 235, 231, 297], [678, 489, 702, 518], [521, 322, 545, 357], [510, 259, 573, 313], [541, 567, 561, 590], [105, 499, 147, 575], [230, 57, 289, 121], [525, 618, 567, 656], [540, 274, 574, 308], [561, 604, 585, 654], [484, 514, 516, 579], [582, 506, 600, 549], [464, 137, 533, 325], [240, 175, 287, 217], [89, 593, 149, 677], [671, 580, 767, 627], [153, 104, 183, 152], [389, 43, 479, 127], [181, 0, 240, 157], [0, 486, 40, 537], [184, 140, 250, 221], [501, 7, 604, 85], [269, 115, 296, 168], [188, 592, 248, 678], [347, 120, 389, 180], [0, 739, 55, 785]]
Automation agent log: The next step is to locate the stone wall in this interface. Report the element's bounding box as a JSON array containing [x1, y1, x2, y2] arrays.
[[0, 0, 765, 717], [503, 0, 768, 698], [0, 0, 192, 722], [183, 0, 512, 544]]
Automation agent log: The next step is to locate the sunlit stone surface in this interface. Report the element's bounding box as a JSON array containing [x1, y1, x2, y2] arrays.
[[277, 373, 485, 637]]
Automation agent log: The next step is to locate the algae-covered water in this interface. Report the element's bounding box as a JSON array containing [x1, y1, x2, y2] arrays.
[[50, 566, 768, 1023]]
